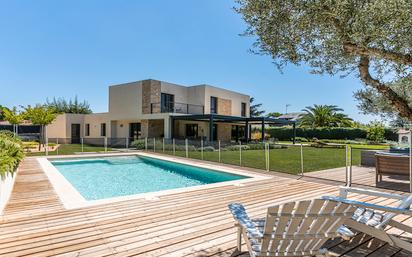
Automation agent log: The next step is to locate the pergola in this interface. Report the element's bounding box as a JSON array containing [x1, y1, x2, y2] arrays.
[[170, 114, 296, 143]]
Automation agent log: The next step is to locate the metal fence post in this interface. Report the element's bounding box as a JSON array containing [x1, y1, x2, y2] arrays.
[[300, 143, 304, 176], [266, 143, 270, 171], [104, 137, 108, 152], [218, 140, 221, 163], [56, 138, 59, 155], [126, 137, 129, 149], [185, 138, 189, 158], [201, 139, 204, 160], [153, 138, 156, 152], [410, 130, 412, 192], [81, 138, 84, 152], [173, 138, 176, 155], [162, 138, 165, 152], [345, 145, 349, 186], [349, 145, 353, 187], [239, 141, 242, 166], [45, 137, 49, 156], [145, 137, 148, 151]]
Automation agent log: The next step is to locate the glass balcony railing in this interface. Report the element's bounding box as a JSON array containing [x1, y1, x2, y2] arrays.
[[151, 102, 204, 114]]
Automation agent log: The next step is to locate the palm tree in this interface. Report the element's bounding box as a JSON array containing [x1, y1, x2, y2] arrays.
[[299, 105, 353, 127]]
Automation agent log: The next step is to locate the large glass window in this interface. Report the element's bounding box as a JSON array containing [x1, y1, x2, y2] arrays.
[[231, 125, 246, 141], [186, 124, 198, 138], [241, 102, 247, 117], [100, 123, 106, 137], [210, 96, 218, 114], [161, 93, 174, 113]]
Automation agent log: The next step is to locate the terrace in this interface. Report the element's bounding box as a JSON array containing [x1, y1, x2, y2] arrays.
[[1, 152, 412, 257]]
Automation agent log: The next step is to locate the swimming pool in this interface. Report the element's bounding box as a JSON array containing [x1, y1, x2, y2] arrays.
[[51, 155, 248, 201]]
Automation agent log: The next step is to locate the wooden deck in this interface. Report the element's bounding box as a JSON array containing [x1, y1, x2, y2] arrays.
[[1, 155, 412, 257]]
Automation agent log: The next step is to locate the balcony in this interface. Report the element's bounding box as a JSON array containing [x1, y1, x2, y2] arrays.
[[151, 102, 204, 114]]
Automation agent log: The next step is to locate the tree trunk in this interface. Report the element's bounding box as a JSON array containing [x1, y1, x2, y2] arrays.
[[38, 125, 42, 151], [358, 56, 412, 121]]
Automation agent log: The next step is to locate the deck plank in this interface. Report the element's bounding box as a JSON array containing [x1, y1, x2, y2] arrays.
[[1, 154, 411, 257]]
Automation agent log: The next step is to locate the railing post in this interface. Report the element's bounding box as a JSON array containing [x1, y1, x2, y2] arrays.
[[349, 145, 353, 187], [145, 137, 148, 151], [239, 141, 242, 166], [300, 143, 304, 176], [104, 137, 107, 152], [162, 138, 165, 152], [126, 137, 129, 149], [410, 130, 412, 192], [56, 138, 59, 155], [173, 138, 176, 155], [201, 139, 204, 160], [218, 140, 221, 163], [266, 143, 270, 171], [45, 137, 49, 156], [345, 144, 349, 186], [153, 138, 156, 152], [185, 138, 189, 158], [81, 137, 84, 152]]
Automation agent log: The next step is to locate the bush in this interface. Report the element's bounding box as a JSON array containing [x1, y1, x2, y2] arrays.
[[0, 131, 24, 176], [201, 146, 215, 152], [294, 137, 309, 142], [267, 127, 397, 141], [224, 145, 251, 151], [131, 139, 145, 150], [366, 122, 385, 143]]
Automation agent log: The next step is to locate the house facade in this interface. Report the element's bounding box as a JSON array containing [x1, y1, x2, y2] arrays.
[[47, 79, 252, 142]]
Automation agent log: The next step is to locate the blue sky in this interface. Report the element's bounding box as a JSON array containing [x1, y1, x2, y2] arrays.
[[0, 0, 375, 122]]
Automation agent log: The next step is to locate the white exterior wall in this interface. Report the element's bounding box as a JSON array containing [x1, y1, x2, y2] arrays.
[[0, 172, 17, 214]]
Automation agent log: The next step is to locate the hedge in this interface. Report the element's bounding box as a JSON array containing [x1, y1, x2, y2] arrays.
[[267, 127, 397, 141]]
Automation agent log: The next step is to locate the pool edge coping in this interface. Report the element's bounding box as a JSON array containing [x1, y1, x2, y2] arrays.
[[38, 152, 272, 210]]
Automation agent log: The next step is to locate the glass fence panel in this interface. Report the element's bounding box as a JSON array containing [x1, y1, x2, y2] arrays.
[[269, 143, 302, 175], [173, 139, 187, 158], [187, 139, 202, 160], [220, 141, 242, 166], [202, 141, 220, 163], [240, 142, 266, 170]]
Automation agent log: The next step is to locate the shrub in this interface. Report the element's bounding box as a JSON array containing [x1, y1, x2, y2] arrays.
[[224, 145, 251, 151], [201, 146, 215, 152], [131, 139, 145, 150], [0, 131, 24, 176], [366, 122, 385, 143]]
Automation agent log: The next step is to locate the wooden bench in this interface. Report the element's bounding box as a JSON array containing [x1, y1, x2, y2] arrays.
[[376, 153, 410, 186]]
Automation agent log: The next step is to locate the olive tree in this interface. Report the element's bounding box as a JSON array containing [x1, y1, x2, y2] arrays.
[[235, 0, 412, 120], [22, 105, 58, 150]]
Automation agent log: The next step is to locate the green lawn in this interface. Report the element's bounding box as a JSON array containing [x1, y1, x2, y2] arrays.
[[158, 146, 370, 175], [26, 144, 109, 156]]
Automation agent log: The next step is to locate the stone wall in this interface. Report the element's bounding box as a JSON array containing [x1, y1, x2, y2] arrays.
[[217, 98, 232, 116], [142, 80, 161, 114], [217, 123, 232, 141]]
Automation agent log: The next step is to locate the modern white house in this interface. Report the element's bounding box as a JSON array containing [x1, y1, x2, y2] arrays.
[[47, 79, 293, 144]]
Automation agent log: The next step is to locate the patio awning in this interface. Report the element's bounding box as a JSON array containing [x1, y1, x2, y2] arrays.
[[170, 114, 296, 142]]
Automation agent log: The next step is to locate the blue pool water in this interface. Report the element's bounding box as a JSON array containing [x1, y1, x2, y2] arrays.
[[51, 156, 247, 200]]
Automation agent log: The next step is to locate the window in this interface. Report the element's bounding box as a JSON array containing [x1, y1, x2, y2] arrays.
[[100, 123, 106, 137], [241, 102, 247, 117], [186, 124, 198, 138], [161, 93, 174, 113], [210, 96, 218, 114], [231, 125, 246, 141], [85, 124, 90, 136], [212, 124, 218, 141]]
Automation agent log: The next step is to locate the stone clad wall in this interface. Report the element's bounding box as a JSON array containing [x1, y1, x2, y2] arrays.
[[217, 98, 232, 116], [142, 80, 161, 114]]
